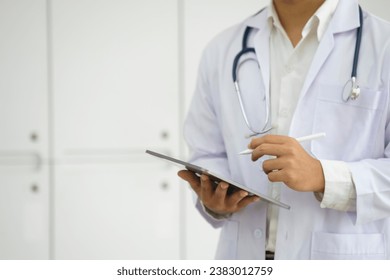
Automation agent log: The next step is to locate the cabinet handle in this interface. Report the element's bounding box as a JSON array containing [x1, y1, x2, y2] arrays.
[[30, 132, 38, 142], [33, 153, 42, 171], [31, 184, 39, 193], [0, 152, 42, 170]]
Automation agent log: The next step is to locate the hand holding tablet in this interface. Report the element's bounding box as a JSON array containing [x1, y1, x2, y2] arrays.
[[146, 150, 290, 210]]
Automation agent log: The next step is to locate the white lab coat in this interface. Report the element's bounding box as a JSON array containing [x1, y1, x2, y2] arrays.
[[184, 0, 390, 260]]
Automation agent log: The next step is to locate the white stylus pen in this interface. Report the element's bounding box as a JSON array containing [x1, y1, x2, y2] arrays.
[[238, 132, 326, 155]]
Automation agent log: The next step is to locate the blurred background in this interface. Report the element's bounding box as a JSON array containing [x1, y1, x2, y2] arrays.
[[0, 0, 388, 260]]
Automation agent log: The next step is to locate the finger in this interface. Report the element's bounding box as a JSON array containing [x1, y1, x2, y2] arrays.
[[225, 189, 249, 208], [178, 170, 201, 194], [267, 169, 285, 183], [262, 157, 282, 174], [251, 143, 285, 161], [236, 195, 261, 210], [213, 181, 229, 201], [249, 134, 293, 149], [199, 175, 216, 201], [177, 170, 199, 183]]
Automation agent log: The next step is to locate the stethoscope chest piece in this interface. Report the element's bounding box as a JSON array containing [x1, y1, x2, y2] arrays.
[[342, 76, 360, 102]]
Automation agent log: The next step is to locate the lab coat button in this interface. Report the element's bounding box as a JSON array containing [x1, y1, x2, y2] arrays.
[[254, 229, 263, 239]]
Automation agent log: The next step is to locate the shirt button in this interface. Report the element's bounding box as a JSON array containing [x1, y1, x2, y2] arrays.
[[254, 229, 263, 239], [285, 65, 293, 73]]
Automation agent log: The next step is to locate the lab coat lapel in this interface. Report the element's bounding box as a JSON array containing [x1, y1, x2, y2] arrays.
[[299, 0, 360, 99]]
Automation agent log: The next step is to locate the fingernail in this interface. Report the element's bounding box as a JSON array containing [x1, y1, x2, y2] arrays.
[[241, 191, 248, 197], [253, 197, 260, 202], [201, 175, 207, 182], [220, 182, 229, 189]]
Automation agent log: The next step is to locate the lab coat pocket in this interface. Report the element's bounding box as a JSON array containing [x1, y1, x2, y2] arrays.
[[215, 220, 239, 259], [311, 232, 386, 260], [311, 84, 384, 161]]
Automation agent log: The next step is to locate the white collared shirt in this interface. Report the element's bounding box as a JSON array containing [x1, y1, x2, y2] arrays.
[[266, 0, 356, 252]]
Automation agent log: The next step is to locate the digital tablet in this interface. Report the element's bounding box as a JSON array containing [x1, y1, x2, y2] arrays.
[[145, 150, 290, 210]]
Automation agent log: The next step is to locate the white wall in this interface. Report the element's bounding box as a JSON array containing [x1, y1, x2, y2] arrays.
[[359, 0, 390, 21]]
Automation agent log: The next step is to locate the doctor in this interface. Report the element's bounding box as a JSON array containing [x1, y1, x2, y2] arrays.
[[178, 0, 390, 260]]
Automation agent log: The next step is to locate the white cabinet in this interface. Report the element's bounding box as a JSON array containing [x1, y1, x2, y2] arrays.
[[0, 165, 50, 259], [0, 0, 49, 154], [51, 0, 179, 158], [54, 163, 180, 259], [50, 0, 181, 259], [0, 0, 49, 259]]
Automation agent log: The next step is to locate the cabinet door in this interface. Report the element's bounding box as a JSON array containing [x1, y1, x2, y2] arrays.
[[50, 0, 180, 259], [0, 165, 50, 259], [54, 163, 180, 259], [0, 0, 49, 157], [51, 0, 179, 159], [0, 0, 50, 259]]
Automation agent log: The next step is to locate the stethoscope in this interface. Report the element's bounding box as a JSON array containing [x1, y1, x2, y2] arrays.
[[232, 6, 363, 137]]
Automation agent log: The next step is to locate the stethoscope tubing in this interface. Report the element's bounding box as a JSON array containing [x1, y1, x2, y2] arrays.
[[232, 6, 363, 136], [351, 6, 363, 79]]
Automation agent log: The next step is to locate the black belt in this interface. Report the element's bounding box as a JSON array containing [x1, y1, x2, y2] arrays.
[[265, 251, 275, 260]]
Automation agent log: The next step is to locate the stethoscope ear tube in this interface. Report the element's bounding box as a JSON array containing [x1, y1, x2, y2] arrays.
[[232, 47, 255, 82], [344, 6, 363, 102], [351, 6, 363, 79]]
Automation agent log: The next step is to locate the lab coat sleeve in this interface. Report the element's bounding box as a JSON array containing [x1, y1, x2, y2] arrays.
[[183, 45, 230, 229], [347, 87, 390, 225], [320, 160, 356, 211]]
